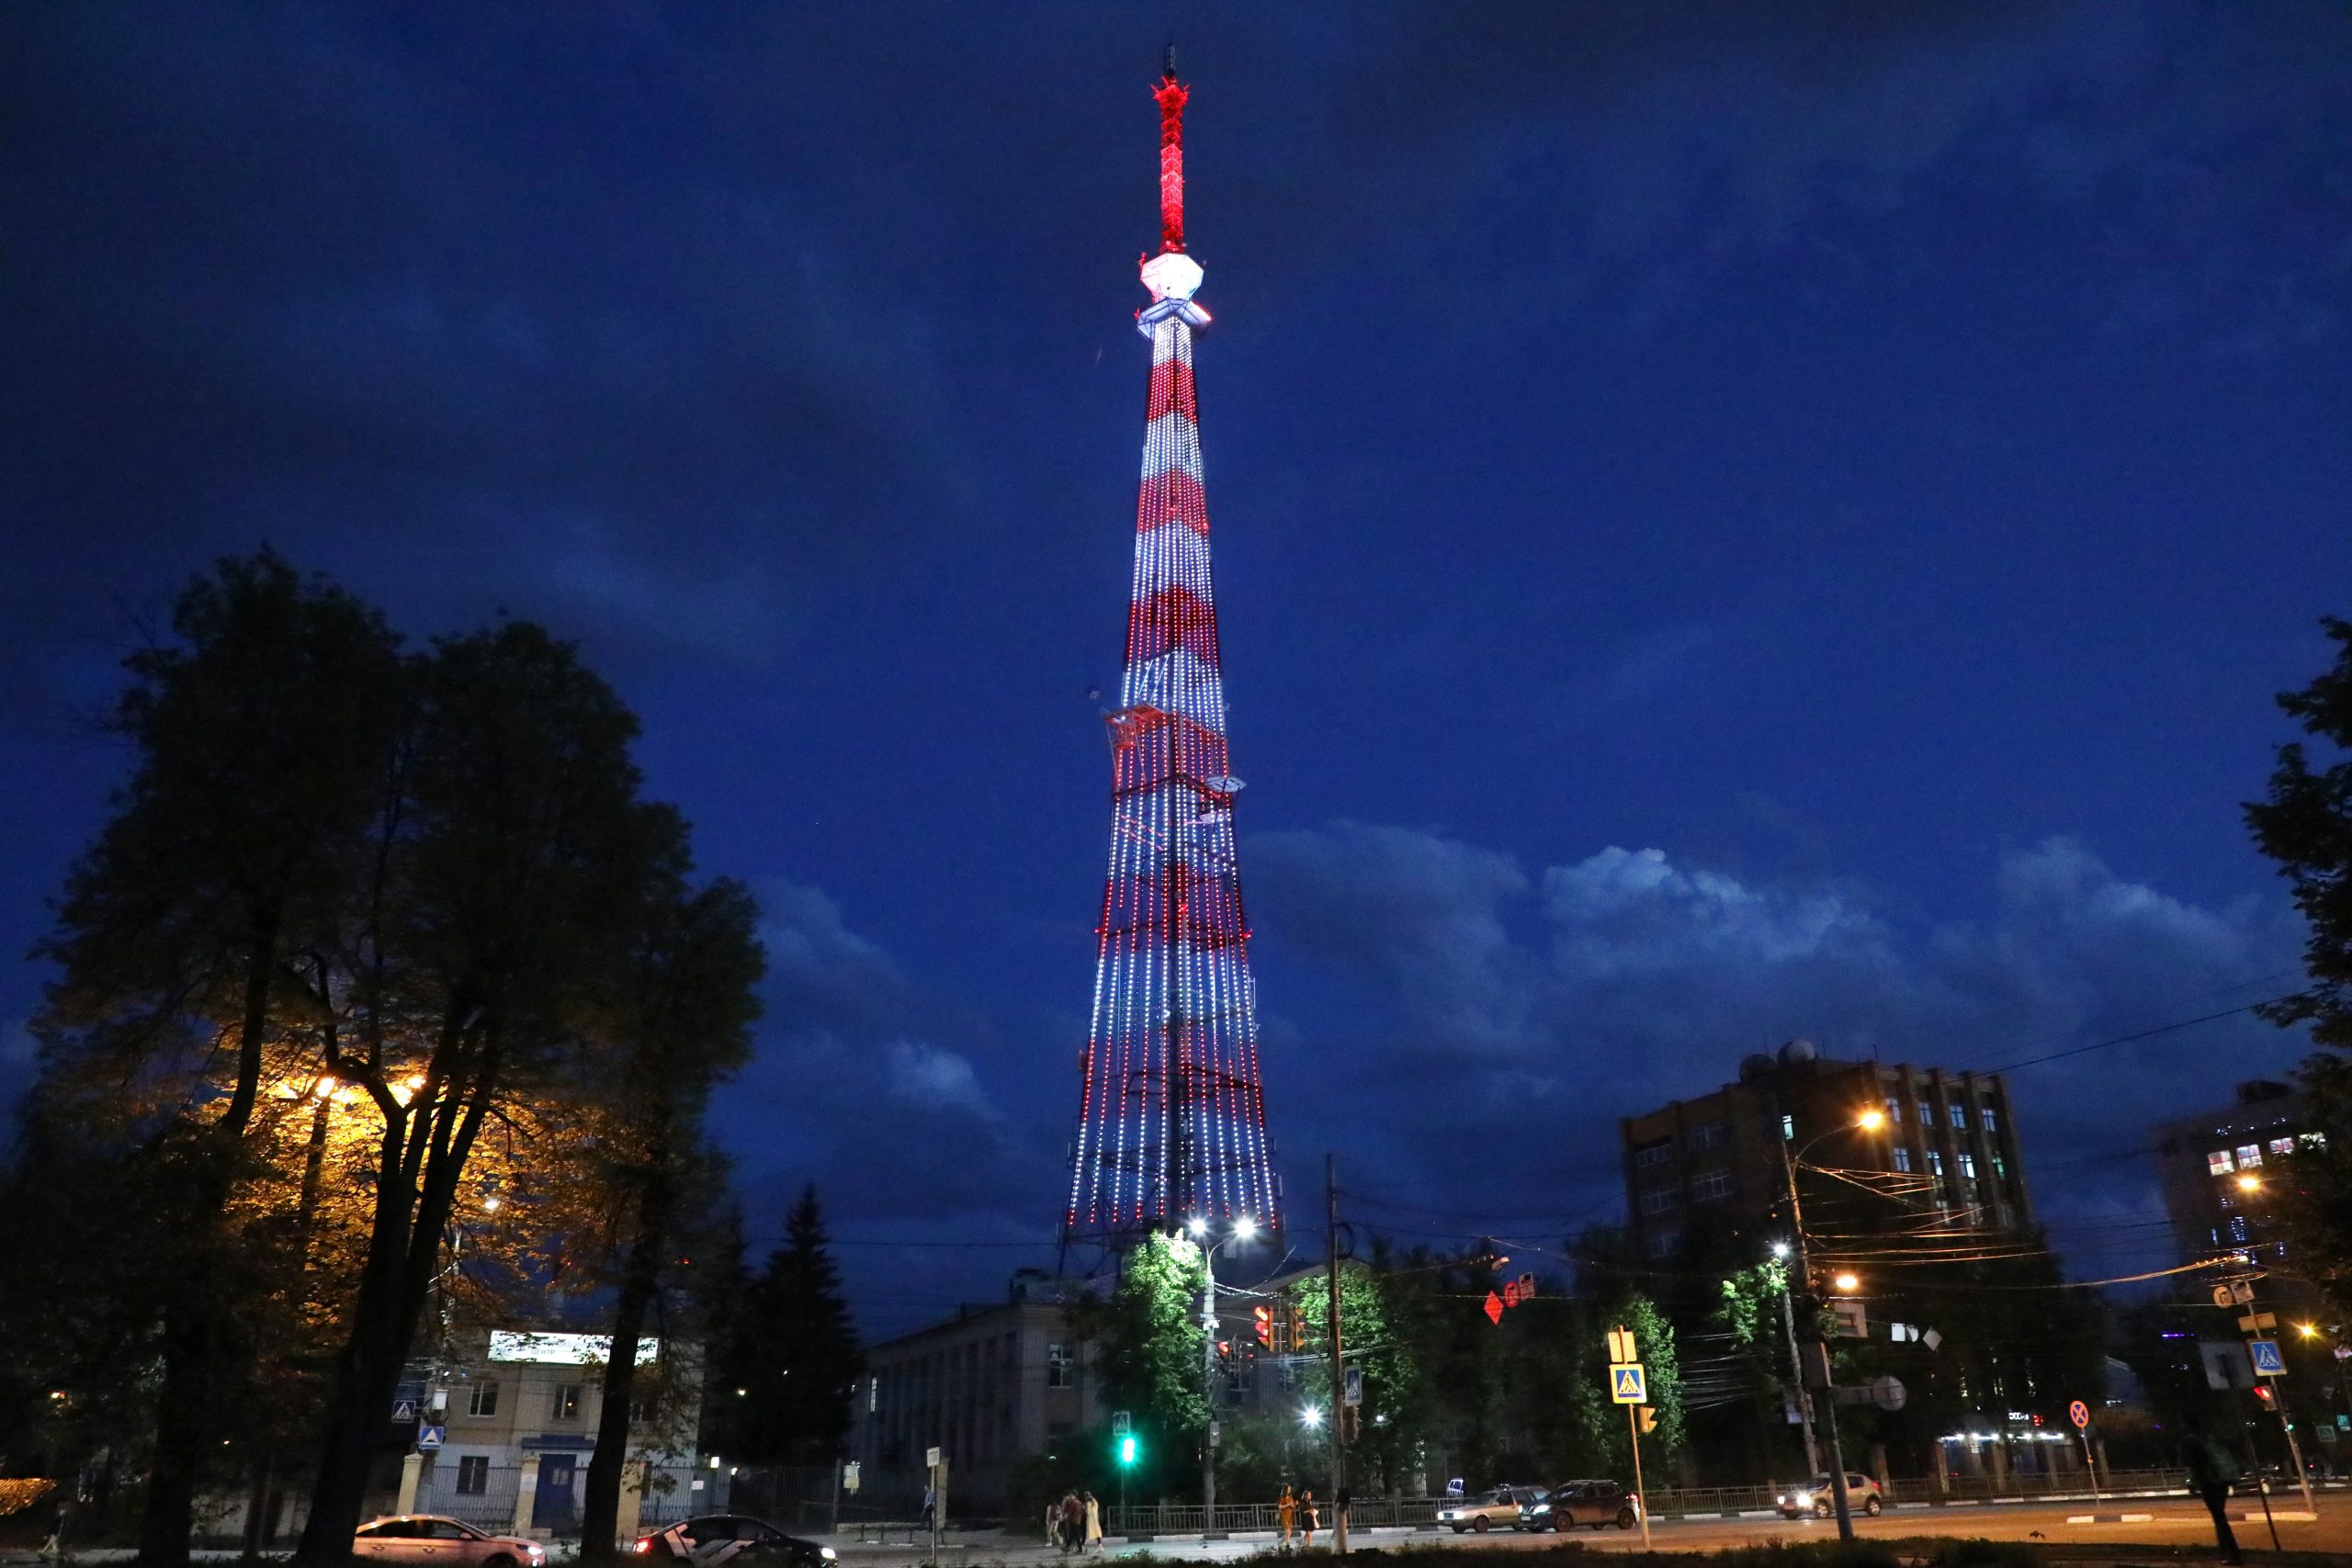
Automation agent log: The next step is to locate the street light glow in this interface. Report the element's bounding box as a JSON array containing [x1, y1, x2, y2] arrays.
[[2298, 1322, 2320, 1339], [1301, 1405, 1324, 1428], [1771, 1242, 1792, 1259], [1833, 1271, 1860, 1292], [2237, 1174, 2262, 1192], [1234, 1215, 1259, 1240], [1856, 1108, 1886, 1131], [1187, 1215, 1208, 1236]]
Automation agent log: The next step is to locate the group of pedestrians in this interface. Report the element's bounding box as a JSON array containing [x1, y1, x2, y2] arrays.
[[1046, 1490, 1102, 1553], [1276, 1485, 1320, 1551]]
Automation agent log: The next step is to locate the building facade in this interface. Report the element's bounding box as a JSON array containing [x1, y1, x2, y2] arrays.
[[2151, 1077, 2322, 1275], [1619, 1041, 2033, 1260]]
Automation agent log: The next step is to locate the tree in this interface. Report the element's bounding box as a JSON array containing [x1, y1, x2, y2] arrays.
[[31, 552, 406, 1565], [294, 625, 677, 1559], [578, 877, 765, 1562], [1292, 1250, 1433, 1495], [2246, 615, 2352, 1312], [710, 1186, 862, 1468], [1073, 1234, 1207, 1498]]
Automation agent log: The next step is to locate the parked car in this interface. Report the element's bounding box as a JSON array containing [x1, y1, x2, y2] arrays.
[[633, 1516, 838, 1567], [1520, 1480, 1641, 1531], [1776, 1473, 1883, 1520], [1438, 1485, 1543, 1533], [353, 1516, 547, 1568]]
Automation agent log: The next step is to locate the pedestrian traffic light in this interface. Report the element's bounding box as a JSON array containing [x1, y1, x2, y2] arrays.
[[1253, 1306, 1272, 1346], [1638, 1406, 1658, 1435], [2254, 1385, 2278, 1412], [1117, 1433, 1139, 1467]]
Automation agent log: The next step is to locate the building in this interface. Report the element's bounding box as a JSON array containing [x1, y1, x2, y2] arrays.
[[847, 1297, 1102, 1511], [2150, 1077, 2323, 1288], [1619, 1040, 2033, 1261], [398, 1329, 707, 1535]]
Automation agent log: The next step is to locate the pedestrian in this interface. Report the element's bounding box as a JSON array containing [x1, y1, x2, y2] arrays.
[[2180, 1411, 2245, 1566], [1046, 1498, 1059, 1549], [1059, 1491, 1083, 1553], [1301, 1489, 1318, 1550], [1278, 1485, 1295, 1551], [1083, 1491, 1102, 1553], [921, 1484, 936, 1534]]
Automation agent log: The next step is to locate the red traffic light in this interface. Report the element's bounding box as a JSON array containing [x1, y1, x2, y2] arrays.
[[1253, 1305, 1272, 1345], [2254, 1385, 2278, 1410]]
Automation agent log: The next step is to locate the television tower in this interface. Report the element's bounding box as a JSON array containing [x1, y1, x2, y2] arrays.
[[1063, 52, 1281, 1258]]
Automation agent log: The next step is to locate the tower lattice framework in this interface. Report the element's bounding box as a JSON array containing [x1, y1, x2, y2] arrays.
[[1064, 56, 1280, 1253]]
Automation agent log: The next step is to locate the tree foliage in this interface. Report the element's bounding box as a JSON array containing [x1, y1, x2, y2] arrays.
[[2246, 615, 2352, 1313], [707, 1186, 863, 1468]]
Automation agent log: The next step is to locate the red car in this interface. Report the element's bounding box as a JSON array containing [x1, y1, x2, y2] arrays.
[[353, 1515, 548, 1568]]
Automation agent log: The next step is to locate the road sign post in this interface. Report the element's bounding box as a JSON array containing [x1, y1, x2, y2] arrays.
[[1606, 1331, 1652, 1551], [2068, 1400, 2098, 1498]]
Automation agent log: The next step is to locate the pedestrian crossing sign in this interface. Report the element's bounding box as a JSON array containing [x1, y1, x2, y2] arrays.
[[1610, 1363, 1646, 1404], [2248, 1338, 2287, 1377]]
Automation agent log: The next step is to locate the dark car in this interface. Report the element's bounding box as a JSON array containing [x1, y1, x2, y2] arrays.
[[632, 1516, 837, 1567], [1519, 1481, 1640, 1532]]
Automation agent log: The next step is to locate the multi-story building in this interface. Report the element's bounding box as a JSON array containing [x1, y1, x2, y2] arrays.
[[2150, 1077, 2322, 1277], [1619, 1040, 2032, 1261]]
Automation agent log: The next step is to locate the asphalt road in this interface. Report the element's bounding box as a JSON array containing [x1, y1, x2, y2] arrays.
[[868, 1492, 2352, 1562]]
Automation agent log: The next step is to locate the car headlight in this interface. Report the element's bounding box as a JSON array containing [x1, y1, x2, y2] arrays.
[[821, 1551, 838, 1562]]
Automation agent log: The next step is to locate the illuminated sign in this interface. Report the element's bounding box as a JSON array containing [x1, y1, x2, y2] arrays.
[[487, 1331, 659, 1367]]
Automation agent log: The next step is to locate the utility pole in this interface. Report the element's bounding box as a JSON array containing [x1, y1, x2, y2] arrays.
[[2239, 1273, 2313, 1516], [1776, 1258, 1821, 1476], [1202, 1234, 1218, 1527], [1327, 1154, 1347, 1554], [1781, 1136, 1855, 1542]]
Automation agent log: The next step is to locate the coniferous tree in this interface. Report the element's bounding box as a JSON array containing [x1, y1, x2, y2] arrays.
[[717, 1187, 862, 1466]]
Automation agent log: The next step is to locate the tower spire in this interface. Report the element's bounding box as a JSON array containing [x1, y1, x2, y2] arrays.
[[1064, 60, 1278, 1260]]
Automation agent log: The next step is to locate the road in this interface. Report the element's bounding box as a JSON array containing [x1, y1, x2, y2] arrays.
[[863, 1492, 2352, 1563]]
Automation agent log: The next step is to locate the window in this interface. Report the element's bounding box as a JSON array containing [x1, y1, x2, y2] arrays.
[[554, 1384, 582, 1420], [1885, 1099, 1901, 1126], [466, 1382, 500, 1417], [1690, 1121, 1728, 1152], [2301, 1131, 2328, 1150], [1645, 1228, 1681, 1258], [2236, 1144, 2263, 1168], [1782, 1113, 1795, 1140], [1958, 1153, 1977, 1180], [456, 1457, 491, 1495], [1046, 1343, 1070, 1388], [1993, 1155, 2008, 1182], [1692, 1168, 1734, 1201], [2229, 1215, 2249, 1244], [425, 1522, 478, 1540], [2208, 1149, 2234, 1175], [1918, 1101, 1934, 1126], [2269, 1137, 2296, 1156], [1638, 1186, 1680, 1215], [1926, 1151, 1944, 1178], [1633, 1138, 1674, 1169], [1981, 1106, 1998, 1134], [1950, 1103, 1968, 1130], [1893, 1146, 1912, 1173]]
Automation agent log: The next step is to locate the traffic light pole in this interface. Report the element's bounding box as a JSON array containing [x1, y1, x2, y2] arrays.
[[1781, 1137, 1855, 1542], [1202, 1237, 1218, 1527]]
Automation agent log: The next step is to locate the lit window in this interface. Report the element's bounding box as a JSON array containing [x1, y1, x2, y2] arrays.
[[1046, 1343, 1071, 1388], [2269, 1137, 2295, 1156], [554, 1385, 582, 1420], [1951, 1103, 1968, 1130], [2237, 1145, 2263, 1168], [2209, 1150, 2234, 1175], [2229, 1215, 2248, 1243], [2301, 1131, 2327, 1150], [1959, 1154, 1977, 1180], [1918, 1102, 1934, 1126], [1927, 1150, 1944, 1178], [1981, 1106, 1998, 1134], [1893, 1147, 1913, 1173], [1993, 1155, 2007, 1182], [1885, 1099, 1901, 1125], [1782, 1113, 1796, 1140], [466, 1382, 500, 1418]]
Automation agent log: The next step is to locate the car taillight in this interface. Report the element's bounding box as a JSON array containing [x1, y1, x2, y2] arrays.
[[631, 1543, 651, 1556]]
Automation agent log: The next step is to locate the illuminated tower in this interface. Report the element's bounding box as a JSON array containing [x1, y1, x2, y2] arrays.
[[1064, 53, 1280, 1254]]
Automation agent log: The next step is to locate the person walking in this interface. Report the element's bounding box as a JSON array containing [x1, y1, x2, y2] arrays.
[[1083, 1492, 1102, 1553], [1046, 1498, 1059, 1550], [1058, 1491, 1083, 1553], [1300, 1489, 1319, 1550], [2181, 1412, 2245, 1565], [1278, 1486, 1296, 1551]]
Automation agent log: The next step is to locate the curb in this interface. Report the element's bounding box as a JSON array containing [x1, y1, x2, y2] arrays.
[[2063, 1513, 2156, 1525]]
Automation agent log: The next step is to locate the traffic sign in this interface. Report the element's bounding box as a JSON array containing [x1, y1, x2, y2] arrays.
[[1342, 1365, 1364, 1407], [1112, 1410, 1131, 1434], [2249, 1339, 2288, 1377], [2068, 1399, 2089, 1430], [926, 1446, 942, 1468], [416, 1426, 444, 1450], [842, 1462, 861, 1494], [391, 1400, 416, 1424], [1484, 1292, 1503, 1325], [1610, 1363, 1646, 1404], [1607, 1325, 1637, 1363]]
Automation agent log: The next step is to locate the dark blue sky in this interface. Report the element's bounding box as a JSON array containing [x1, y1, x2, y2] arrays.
[[4, 4, 2349, 1338]]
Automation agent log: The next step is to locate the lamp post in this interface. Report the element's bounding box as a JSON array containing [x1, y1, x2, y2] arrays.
[[1770, 1241, 1822, 1477], [1780, 1108, 1884, 1543], [1186, 1214, 1258, 1528]]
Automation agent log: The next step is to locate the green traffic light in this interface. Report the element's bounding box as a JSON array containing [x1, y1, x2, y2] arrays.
[[1117, 1434, 1138, 1467]]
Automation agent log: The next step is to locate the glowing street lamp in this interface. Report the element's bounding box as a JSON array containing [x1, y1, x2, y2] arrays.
[[2237, 1174, 2263, 1193], [1300, 1405, 1324, 1428], [1833, 1272, 1861, 1293]]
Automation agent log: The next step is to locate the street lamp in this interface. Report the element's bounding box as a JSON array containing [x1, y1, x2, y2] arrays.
[[1780, 1108, 1885, 1543], [1833, 1272, 1860, 1293], [1301, 1405, 1324, 1428], [1183, 1216, 1261, 1524], [2237, 1174, 2263, 1193]]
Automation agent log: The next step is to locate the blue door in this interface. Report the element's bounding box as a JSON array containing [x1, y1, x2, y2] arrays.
[[533, 1455, 578, 1529]]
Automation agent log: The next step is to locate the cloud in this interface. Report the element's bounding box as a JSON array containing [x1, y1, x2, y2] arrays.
[[1247, 824, 2308, 1256]]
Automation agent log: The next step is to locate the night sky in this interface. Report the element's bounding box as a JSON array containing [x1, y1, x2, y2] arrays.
[[5, 4, 2350, 1339]]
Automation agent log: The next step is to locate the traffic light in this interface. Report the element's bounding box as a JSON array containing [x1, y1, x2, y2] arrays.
[[1117, 1433, 1140, 1467], [1216, 1339, 1233, 1368], [2254, 1385, 2278, 1412], [1253, 1306, 1272, 1346], [1637, 1406, 1658, 1435], [1288, 1303, 1308, 1348]]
